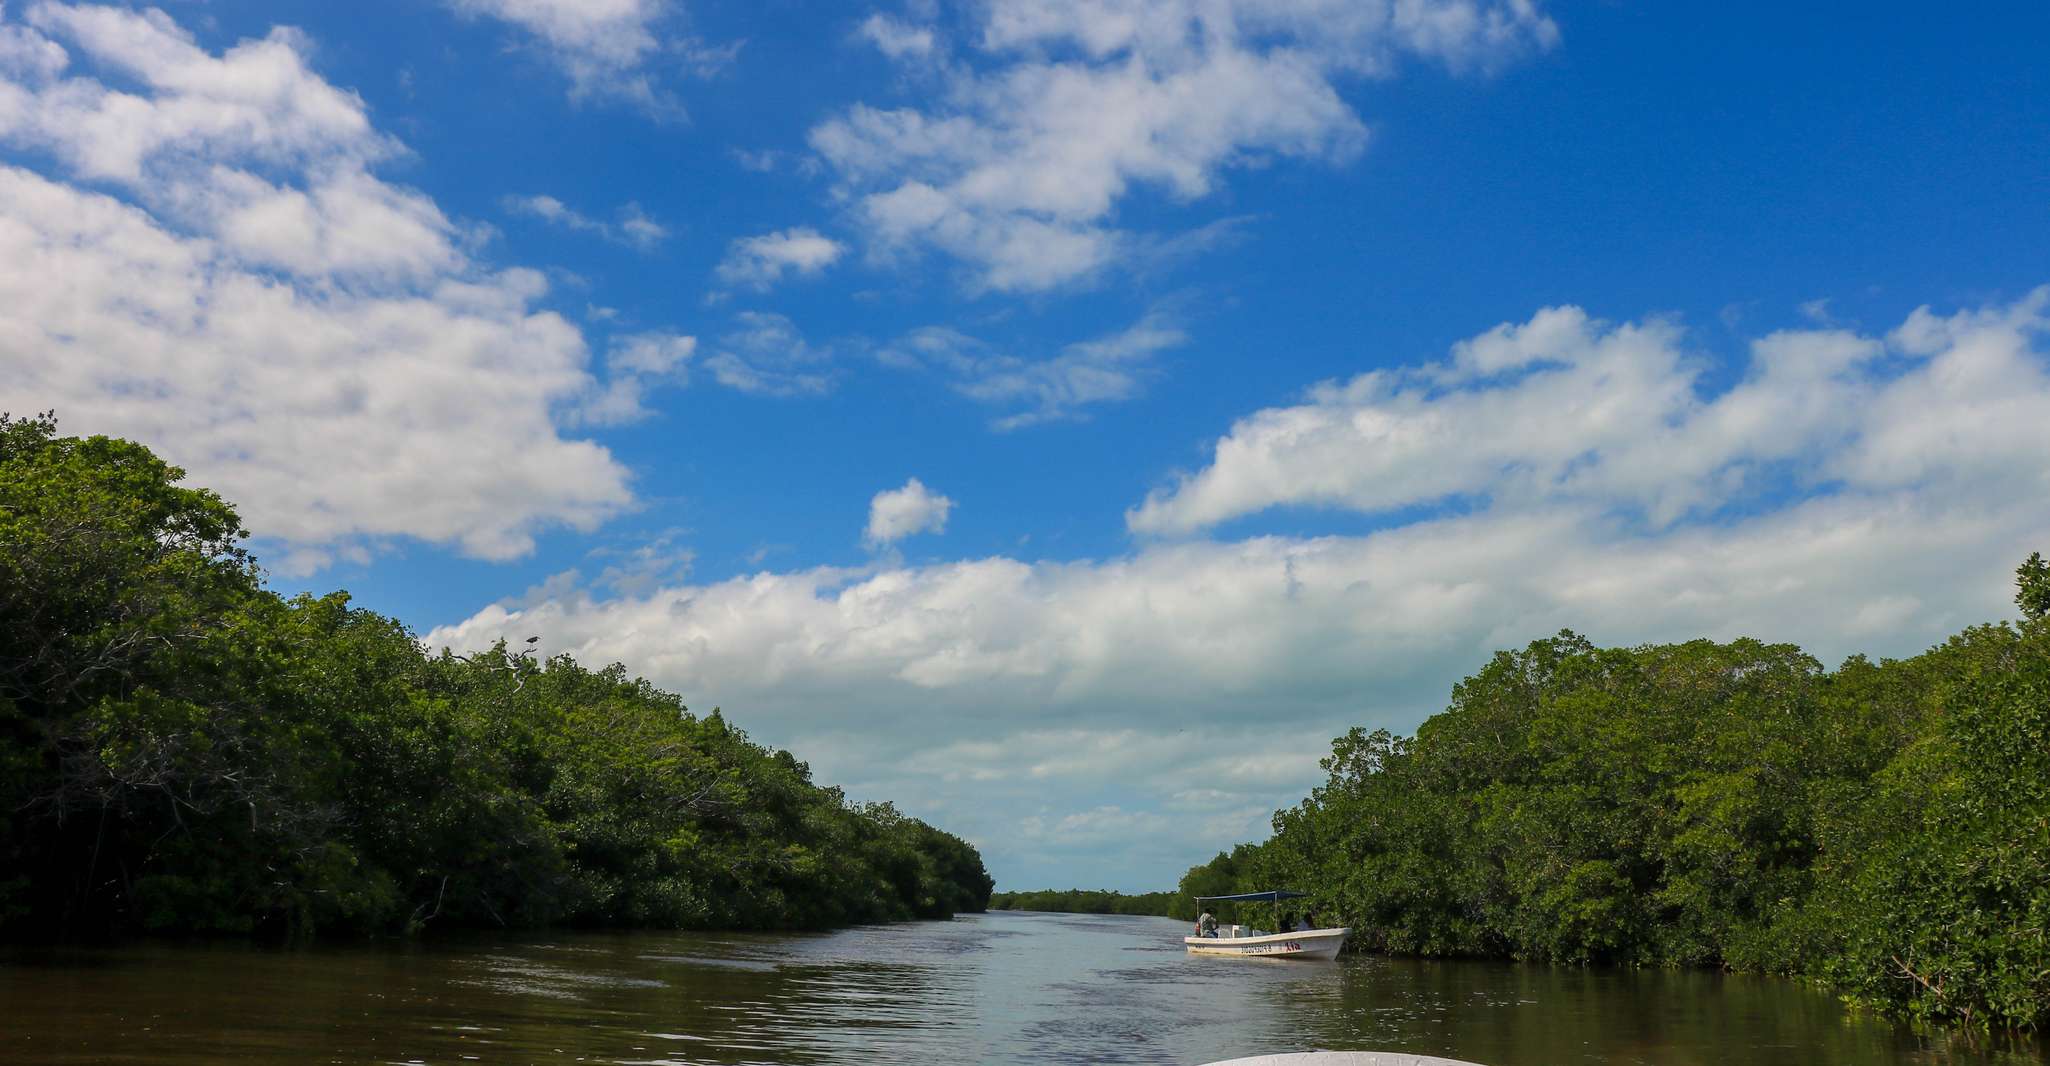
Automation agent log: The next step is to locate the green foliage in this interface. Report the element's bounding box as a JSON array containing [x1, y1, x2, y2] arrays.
[[1185, 618, 2050, 1032], [987, 888, 1178, 916], [0, 418, 991, 942], [1809, 623, 2050, 1031], [2019, 552, 2050, 621]]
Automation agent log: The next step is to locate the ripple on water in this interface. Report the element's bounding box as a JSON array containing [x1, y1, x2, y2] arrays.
[[2, 913, 2042, 1066], [638, 954, 782, 973], [457, 953, 671, 1000]]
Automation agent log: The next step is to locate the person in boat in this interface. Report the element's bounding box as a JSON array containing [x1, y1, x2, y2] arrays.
[[1301, 907, 1318, 930], [1279, 914, 1296, 933], [1196, 910, 1218, 938]]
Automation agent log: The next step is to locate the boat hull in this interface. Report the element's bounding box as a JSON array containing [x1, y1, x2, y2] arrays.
[[1184, 927, 1349, 961]]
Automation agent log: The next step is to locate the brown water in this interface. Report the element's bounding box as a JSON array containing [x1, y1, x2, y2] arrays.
[[0, 910, 2039, 1065]]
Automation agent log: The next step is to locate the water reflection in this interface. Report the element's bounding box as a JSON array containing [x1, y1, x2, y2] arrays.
[[0, 912, 2039, 1065]]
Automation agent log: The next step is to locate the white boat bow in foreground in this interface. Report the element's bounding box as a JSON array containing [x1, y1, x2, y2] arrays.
[[1203, 1053, 1490, 1065]]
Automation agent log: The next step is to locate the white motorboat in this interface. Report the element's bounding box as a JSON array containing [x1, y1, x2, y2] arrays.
[[1185, 890, 1349, 960], [1203, 1054, 1490, 1065], [1184, 926, 1351, 960]]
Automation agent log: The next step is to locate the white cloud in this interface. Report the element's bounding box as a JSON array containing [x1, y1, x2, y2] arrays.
[[1129, 292, 2050, 536], [0, 15, 66, 81], [1020, 805, 1170, 845], [427, 290, 2050, 887], [588, 530, 695, 597], [202, 168, 467, 286], [0, 2, 459, 288], [504, 193, 669, 250], [702, 311, 834, 397], [814, 0, 1558, 291], [0, 4, 642, 571], [866, 477, 954, 547], [446, 0, 690, 110], [8, 3, 389, 182], [714, 227, 846, 290], [569, 331, 697, 426], [729, 147, 783, 173], [0, 166, 632, 569], [858, 13, 937, 61], [618, 206, 669, 248], [609, 330, 696, 375], [882, 311, 1186, 429]]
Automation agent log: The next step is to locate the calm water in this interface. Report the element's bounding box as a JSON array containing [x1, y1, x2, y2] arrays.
[[0, 911, 2040, 1065]]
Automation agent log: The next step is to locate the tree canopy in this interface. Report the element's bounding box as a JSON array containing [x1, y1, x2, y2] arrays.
[[0, 416, 992, 940], [1168, 563, 2050, 1032], [2020, 552, 2050, 622], [987, 888, 1179, 916]]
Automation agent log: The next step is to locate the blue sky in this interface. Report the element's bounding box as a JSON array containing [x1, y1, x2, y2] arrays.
[[3, 0, 2048, 891]]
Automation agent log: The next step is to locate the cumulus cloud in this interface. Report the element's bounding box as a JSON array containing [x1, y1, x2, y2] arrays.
[[5, 4, 389, 180], [0, 2, 462, 288], [445, 0, 720, 110], [812, 0, 1558, 291], [0, 4, 642, 572], [881, 311, 1187, 429], [0, 15, 65, 80], [427, 290, 2050, 887], [1128, 292, 2050, 535], [0, 166, 630, 571], [866, 478, 954, 547], [504, 193, 669, 250], [714, 227, 846, 290]]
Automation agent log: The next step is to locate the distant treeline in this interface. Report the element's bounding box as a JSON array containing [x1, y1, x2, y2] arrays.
[[987, 889, 1178, 916], [1174, 557, 2050, 1031], [0, 416, 993, 941]]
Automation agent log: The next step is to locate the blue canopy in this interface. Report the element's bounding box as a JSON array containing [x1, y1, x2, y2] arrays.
[[1194, 890, 1309, 903]]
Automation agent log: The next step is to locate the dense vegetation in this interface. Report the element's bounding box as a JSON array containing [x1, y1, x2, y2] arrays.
[[987, 888, 1178, 916], [0, 416, 992, 941], [1173, 559, 2050, 1031]]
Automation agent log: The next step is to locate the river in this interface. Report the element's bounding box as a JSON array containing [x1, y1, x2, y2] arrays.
[[0, 911, 2039, 1064]]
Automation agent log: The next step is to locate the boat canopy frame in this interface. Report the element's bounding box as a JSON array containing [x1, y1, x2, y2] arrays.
[[1193, 889, 1317, 938], [1194, 890, 1308, 903]]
